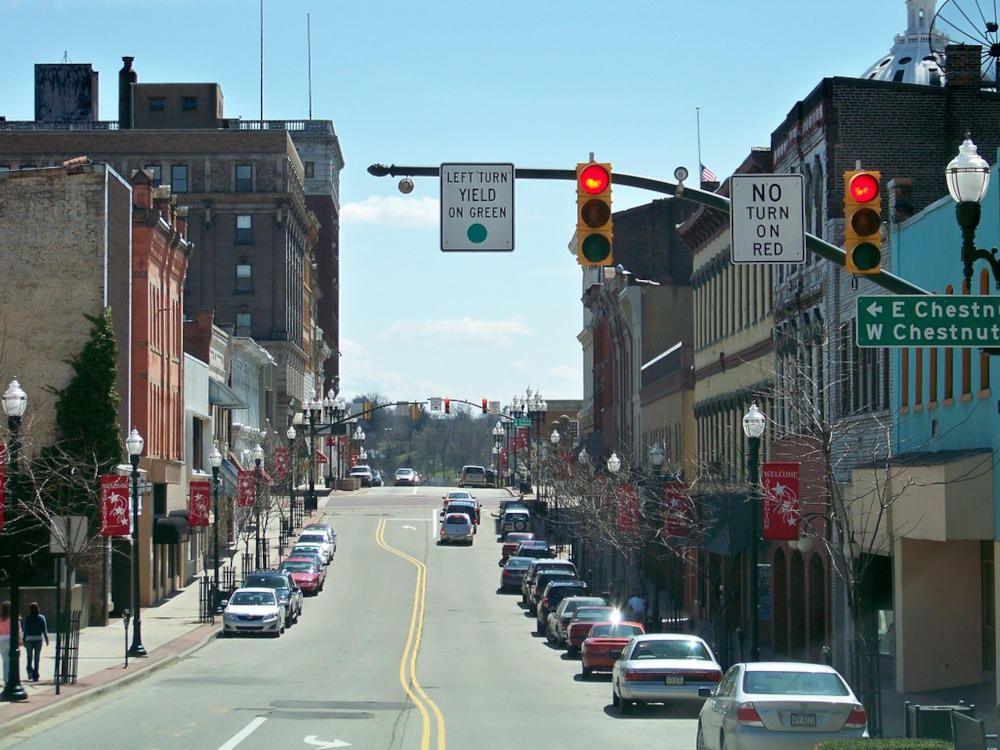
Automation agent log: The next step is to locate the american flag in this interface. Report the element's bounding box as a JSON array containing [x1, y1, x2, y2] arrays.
[[700, 163, 718, 184]]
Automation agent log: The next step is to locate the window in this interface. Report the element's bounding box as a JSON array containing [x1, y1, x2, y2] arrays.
[[145, 165, 162, 186], [149, 97, 165, 112], [182, 96, 198, 111], [304, 161, 315, 179], [235, 215, 253, 244], [235, 164, 253, 192], [235, 313, 252, 337], [236, 263, 253, 292], [170, 165, 188, 193], [0, 165, 9, 172]]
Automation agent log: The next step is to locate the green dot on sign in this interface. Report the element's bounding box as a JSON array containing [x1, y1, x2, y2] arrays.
[[467, 223, 488, 244]]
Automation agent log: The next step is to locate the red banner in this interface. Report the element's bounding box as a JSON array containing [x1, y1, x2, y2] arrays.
[[662, 481, 691, 538], [273, 447, 290, 478], [616, 484, 639, 531], [516, 428, 528, 450], [557, 450, 573, 480], [188, 480, 211, 527], [237, 470, 255, 507], [762, 462, 801, 541], [100, 474, 131, 537]]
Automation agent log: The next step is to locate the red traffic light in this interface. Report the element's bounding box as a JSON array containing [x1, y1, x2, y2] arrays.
[[444, 398, 450, 414], [481, 398, 488, 414], [848, 172, 879, 203], [578, 164, 610, 195]]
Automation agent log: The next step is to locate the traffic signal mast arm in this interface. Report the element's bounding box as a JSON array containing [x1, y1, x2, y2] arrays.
[[367, 163, 928, 297], [306, 400, 424, 434], [442, 397, 491, 413]]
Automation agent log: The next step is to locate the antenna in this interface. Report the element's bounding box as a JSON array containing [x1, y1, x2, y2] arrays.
[[259, 0, 264, 123], [307, 13, 313, 120]]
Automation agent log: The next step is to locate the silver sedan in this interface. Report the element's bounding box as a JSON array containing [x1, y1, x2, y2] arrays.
[[610, 633, 723, 713], [696, 662, 868, 750]]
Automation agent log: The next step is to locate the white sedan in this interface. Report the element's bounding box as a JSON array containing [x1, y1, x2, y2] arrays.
[[439, 512, 475, 545], [610, 633, 723, 713], [222, 588, 285, 637], [296, 532, 334, 562]]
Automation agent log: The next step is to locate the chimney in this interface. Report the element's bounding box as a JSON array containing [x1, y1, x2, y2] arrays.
[[945, 44, 982, 89], [118, 56, 136, 129]]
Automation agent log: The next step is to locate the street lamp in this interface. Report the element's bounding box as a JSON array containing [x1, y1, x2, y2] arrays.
[[526, 389, 547, 495], [742, 401, 766, 662], [946, 135, 994, 291], [493, 421, 504, 487], [649, 443, 665, 478], [578, 447, 589, 466], [286, 425, 297, 529], [253, 443, 264, 570], [126, 427, 147, 658], [606, 451, 621, 474], [1, 379, 28, 701], [209, 443, 223, 606]]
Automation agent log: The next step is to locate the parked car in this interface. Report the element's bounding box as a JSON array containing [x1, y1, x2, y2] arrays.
[[535, 579, 589, 633], [500, 507, 532, 538], [395, 467, 419, 486], [286, 544, 326, 569], [296, 531, 334, 563], [529, 570, 580, 615], [499, 555, 533, 592], [521, 558, 577, 604], [512, 540, 551, 561], [439, 512, 475, 545], [499, 532, 536, 563], [243, 570, 303, 627], [349, 465, 374, 486], [459, 464, 488, 488], [545, 595, 607, 646], [371, 470, 384, 487], [610, 633, 723, 714], [303, 523, 337, 553], [278, 557, 326, 595], [566, 606, 620, 654], [221, 588, 284, 637], [581, 621, 645, 676], [696, 662, 868, 748]]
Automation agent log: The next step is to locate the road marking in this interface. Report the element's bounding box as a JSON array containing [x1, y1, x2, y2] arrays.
[[218, 716, 267, 750], [375, 517, 446, 750], [402, 524, 415, 530], [304, 736, 351, 748]]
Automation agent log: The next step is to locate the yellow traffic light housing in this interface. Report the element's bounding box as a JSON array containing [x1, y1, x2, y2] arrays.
[[844, 170, 882, 274], [576, 162, 613, 266], [411, 403, 420, 420], [363, 400, 372, 420]]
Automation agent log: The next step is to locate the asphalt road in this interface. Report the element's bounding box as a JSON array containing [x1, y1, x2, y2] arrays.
[[0, 486, 700, 749]]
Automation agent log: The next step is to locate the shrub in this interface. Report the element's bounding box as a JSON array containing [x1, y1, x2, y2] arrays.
[[816, 740, 952, 750]]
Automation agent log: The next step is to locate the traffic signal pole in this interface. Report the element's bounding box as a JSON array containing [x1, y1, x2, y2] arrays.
[[367, 163, 929, 298]]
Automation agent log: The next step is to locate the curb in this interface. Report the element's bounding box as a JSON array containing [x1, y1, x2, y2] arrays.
[[0, 622, 221, 737]]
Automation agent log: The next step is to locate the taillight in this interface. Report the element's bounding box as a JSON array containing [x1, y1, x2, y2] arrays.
[[688, 671, 723, 682], [844, 706, 868, 730], [502, 570, 511, 577], [541, 598, 549, 608], [624, 672, 659, 682], [736, 703, 764, 727]]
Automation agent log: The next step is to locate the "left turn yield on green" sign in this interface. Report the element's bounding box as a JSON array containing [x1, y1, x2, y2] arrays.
[[440, 163, 514, 252]]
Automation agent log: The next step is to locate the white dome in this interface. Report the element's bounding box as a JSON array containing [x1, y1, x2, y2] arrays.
[[860, 0, 947, 87]]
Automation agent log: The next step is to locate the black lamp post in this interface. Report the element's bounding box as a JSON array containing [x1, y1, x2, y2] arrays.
[[492, 421, 504, 487], [305, 396, 320, 511], [253, 443, 264, 570], [945, 135, 995, 290], [209, 443, 222, 604], [286, 425, 297, 529], [742, 402, 766, 662], [526, 389, 548, 496], [2, 379, 28, 701], [126, 427, 147, 658], [549, 428, 561, 508]]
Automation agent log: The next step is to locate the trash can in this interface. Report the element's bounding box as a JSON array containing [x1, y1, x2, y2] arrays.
[[905, 702, 976, 741]]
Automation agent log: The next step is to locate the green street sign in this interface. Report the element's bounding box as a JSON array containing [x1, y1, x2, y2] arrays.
[[513, 418, 531, 428], [857, 295, 1000, 347]]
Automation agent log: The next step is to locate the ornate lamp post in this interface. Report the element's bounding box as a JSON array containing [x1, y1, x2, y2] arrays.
[[493, 421, 504, 487], [209, 443, 223, 605], [126, 427, 147, 658], [649, 443, 665, 479], [526, 389, 548, 495], [253, 443, 264, 569], [606, 451, 622, 475], [742, 402, 766, 662], [286, 425, 297, 529], [1, 379, 28, 701], [945, 135, 993, 290], [305, 395, 320, 511]]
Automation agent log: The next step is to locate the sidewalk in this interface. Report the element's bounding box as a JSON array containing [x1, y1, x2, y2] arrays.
[[0, 490, 340, 736]]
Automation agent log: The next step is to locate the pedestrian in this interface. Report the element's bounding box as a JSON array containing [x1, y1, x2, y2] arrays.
[[0, 600, 17, 685], [626, 592, 646, 624], [22, 602, 49, 682]]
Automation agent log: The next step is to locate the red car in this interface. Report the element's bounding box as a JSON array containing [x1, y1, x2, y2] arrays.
[[278, 556, 326, 595], [581, 621, 645, 677], [566, 606, 619, 654], [500, 532, 536, 562]]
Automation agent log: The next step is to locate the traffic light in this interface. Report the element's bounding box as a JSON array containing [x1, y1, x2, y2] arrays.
[[844, 170, 882, 274], [481, 398, 488, 414], [411, 403, 420, 420], [363, 400, 372, 420], [576, 162, 613, 266], [444, 398, 451, 414]]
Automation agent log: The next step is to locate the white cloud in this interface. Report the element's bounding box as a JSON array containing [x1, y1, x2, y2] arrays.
[[341, 195, 438, 228], [381, 316, 533, 346], [548, 364, 579, 381]]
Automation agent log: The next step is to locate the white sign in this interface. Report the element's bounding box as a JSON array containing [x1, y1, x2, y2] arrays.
[[440, 163, 514, 251], [50, 515, 88, 554], [730, 174, 805, 264], [487, 400, 501, 415]]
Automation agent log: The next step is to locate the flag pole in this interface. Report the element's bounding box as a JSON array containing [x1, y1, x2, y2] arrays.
[[696, 106, 703, 185]]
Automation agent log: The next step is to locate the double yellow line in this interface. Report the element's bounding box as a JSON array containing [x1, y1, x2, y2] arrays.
[[375, 517, 446, 750]]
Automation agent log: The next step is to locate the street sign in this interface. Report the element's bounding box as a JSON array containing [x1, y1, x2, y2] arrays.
[[513, 418, 531, 428], [440, 163, 514, 251], [487, 400, 501, 415], [730, 174, 805, 264], [857, 295, 1000, 347]]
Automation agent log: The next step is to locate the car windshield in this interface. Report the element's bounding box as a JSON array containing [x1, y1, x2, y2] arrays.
[[563, 598, 605, 614], [245, 575, 289, 589], [590, 623, 643, 638], [447, 492, 472, 499], [291, 547, 320, 557], [573, 607, 615, 622], [298, 534, 326, 543], [505, 558, 531, 569], [230, 591, 275, 606], [630, 639, 713, 660], [280, 561, 316, 572], [743, 670, 849, 696]]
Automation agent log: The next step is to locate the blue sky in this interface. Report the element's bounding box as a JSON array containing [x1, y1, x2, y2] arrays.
[[0, 0, 909, 406]]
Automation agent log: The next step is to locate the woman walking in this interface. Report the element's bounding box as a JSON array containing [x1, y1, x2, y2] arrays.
[[22, 602, 49, 682]]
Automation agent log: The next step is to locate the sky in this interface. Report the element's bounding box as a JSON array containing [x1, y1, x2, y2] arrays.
[[0, 0, 914, 407]]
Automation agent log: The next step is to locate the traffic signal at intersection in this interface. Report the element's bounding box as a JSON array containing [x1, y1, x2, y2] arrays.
[[444, 398, 451, 414], [576, 162, 613, 266], [843, 170, 882, 274], [481, 398, 488, 414]]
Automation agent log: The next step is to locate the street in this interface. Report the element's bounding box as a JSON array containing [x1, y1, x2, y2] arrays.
[[0, 486, 699, 749]]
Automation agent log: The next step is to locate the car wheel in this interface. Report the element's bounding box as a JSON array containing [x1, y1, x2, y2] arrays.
[[545, 628, 555, 644], [513, 520, 528, 531], [696, 724, 709, 750], [619, 696, 632, 715], [610, 684, 619, 703], [535, 619, 544, 635], [582, 665, 593, 679]]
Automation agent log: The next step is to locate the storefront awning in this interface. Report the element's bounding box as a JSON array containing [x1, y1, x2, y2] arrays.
[[315, 448, 329, 464], [208, 379, 246, 409], [153, 515, 191, 544]]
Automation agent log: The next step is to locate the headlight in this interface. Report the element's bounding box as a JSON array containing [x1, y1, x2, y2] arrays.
[[263, 612, 279, 622], [223, 613, 237, 622]]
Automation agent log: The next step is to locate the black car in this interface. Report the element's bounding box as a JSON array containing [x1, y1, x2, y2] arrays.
[[443, 499, 480, 526], [371, 470, 384, 487], [535, 580, 589, 634], [528, 569, 579, 614], [520, 558, 577, 604], [243, 570, 303, 627], [500, 556, 534, 592]]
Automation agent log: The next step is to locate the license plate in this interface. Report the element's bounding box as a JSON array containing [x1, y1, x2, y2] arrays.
[[790, 713, 817, 727], [664, 675, 684, 685]]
